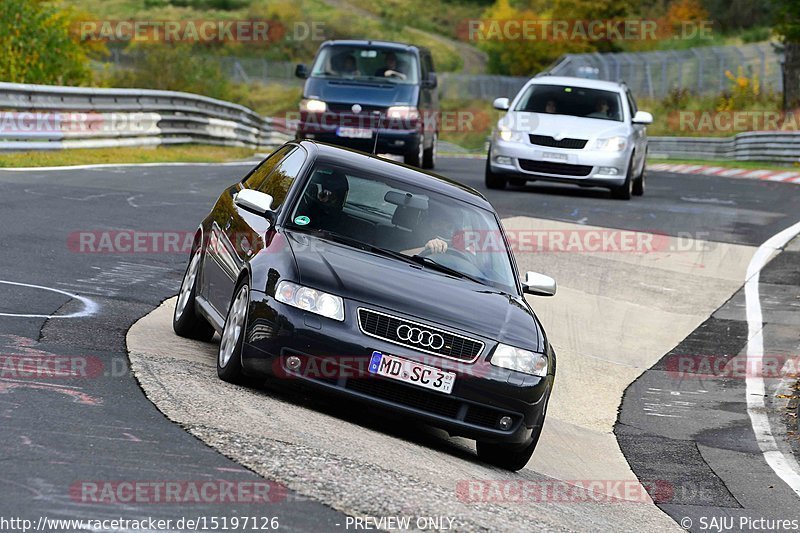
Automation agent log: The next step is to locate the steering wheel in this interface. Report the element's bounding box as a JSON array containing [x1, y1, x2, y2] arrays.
[[417, 245, 473, 262]]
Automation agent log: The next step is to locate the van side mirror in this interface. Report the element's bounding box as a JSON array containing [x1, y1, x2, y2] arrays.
[[522, 271, 557, 296], [295, 64, 308, 79], [234, 189, 276, 222], [425, 72, 438, 88]]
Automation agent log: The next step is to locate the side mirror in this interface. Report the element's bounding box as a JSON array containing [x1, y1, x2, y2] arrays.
[[295, 64, 308, 79], [425, 72, 438, 88], [234, 189, 275, 221], [493, 97, 510, 111], [632, 111, 653, 124], [522, 271, 557, 297]]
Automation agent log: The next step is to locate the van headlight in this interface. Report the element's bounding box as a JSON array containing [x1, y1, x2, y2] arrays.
[[275, 281, 344, 321], [300, 99, 327, 113], [593, 136, 627, 152], [387, 106, 420, 120], [490, 343, 548, 377], [498, 126, 525, 143]]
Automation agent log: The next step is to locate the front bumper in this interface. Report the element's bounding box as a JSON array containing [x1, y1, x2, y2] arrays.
[[296, 113, 421, 156], [489, 137, 631, 187], [241, 290, 551, 444]]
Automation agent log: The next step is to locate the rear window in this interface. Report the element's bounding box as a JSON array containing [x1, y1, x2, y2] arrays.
[[514, 84, 624, 122]]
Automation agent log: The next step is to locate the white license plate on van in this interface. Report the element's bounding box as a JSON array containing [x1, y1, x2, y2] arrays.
[[368, 351, 456, 394], [337, 127, 372, 139]]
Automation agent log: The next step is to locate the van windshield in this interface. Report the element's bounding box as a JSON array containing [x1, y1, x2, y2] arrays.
[[310, 46, 419, 85]]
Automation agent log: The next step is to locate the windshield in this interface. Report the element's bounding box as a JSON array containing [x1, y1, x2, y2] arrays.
[[310, 45, 420, 85], [514, 84, 624, 122], [287, 163, 518, 293]]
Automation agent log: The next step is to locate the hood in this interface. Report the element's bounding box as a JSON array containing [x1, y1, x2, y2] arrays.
[[502, 112, 629, 140], [304, 77, 419, 108], [286, 231, 543, 352]]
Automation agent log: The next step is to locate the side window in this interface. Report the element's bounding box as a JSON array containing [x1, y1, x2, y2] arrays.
[[626, 90, 638, 118], [258, 147, 307, 209], [243, 145, 293, 190]]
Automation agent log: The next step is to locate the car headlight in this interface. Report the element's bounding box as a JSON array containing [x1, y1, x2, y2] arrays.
[[275, 281, 344, 321], [490, 343, 548, 377], [498, 126, 525, 143], [386, 106, 420, 120], [593, 136, 627, 152], [299, 99, 327, 113]]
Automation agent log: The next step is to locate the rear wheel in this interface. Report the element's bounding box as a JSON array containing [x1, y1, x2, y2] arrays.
[[404, 135, 424, 167], [484, 152, 506, 190], [173, 245, 215, 341], [217, 281, 250, 384], [422, 133, 437, 169]]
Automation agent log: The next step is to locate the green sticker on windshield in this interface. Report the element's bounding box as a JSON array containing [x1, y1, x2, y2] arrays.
[[294, 215, 310, 226]]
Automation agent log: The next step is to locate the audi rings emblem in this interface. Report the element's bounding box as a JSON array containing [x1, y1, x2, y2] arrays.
[[396, 325, 445, 350]]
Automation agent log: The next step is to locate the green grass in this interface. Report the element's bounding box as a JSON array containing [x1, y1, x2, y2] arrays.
[[0, 145, 257, 167]]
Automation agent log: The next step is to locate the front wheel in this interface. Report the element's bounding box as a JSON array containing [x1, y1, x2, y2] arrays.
[[484, 153, 506, 190], [217, 281, 250, 384], [476, 397, 548, 471], [404, 136, 424, 167], [422, 133, 437, 169], [633, 151, 646, 196], [611, 154, 635, 200]]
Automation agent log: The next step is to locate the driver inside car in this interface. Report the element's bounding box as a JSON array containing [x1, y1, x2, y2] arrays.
[[294, 168, 350, 230]]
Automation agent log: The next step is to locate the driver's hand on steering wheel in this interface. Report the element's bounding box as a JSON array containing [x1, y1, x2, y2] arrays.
[[425, 237, 448, 254]]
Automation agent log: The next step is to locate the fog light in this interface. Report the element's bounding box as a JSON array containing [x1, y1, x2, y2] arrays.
[[495, 156, 512, 165], [598, 167, 619, 175], [498, 416, 513, 430], [286, 355, 301, 371]]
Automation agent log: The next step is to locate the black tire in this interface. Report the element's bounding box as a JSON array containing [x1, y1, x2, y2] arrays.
[[632, 151, 646, 196], [404, 136, 424, 167], [476, 396, 549, 471], [611, 154, 635, 200], [484, 152, 506, 190], [217, 280, 250, 384], [422, 133, 436, 169], [173, 245, 215, 341]]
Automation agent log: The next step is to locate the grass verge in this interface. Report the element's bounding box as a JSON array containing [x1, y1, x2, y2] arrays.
[[0, 145, 258, 168]]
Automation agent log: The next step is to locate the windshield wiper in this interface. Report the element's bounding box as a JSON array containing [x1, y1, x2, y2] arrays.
[[411, 254, 486, 285]]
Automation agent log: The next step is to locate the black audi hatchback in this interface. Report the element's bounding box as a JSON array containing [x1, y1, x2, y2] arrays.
[[173, 141, 557, 470]]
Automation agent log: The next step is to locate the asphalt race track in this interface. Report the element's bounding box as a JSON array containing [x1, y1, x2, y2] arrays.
[[1, 157, 799, 531]]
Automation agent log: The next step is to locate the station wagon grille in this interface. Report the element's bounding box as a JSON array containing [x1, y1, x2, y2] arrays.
[[357, 308, 484, 362], [529, 135, 588, 149]]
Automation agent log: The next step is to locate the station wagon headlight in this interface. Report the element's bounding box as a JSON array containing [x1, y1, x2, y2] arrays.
[[490, 343, 548, 377], [275, 281, 344, 321], [593, 136, 627, 152], [498, 126, 525, 143], [300, 99, 327, 113]]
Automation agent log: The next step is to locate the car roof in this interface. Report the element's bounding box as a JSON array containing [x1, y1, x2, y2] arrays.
[[297, 140, 491, 210], [526, 76, 625, 93], [319, 39, 427, 55]]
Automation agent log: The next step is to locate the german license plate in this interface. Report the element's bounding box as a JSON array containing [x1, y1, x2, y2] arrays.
[[368, 351, 456, 394], [542, 151, 568, 162], [337, 127, 372, 139]]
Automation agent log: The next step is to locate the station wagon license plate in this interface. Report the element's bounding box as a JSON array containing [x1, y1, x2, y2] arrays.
[[368, 351, 456, 394], [541, 151, 568, 162], [337, 127, 373, 139]]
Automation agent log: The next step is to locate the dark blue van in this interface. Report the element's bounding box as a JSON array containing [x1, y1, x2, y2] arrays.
[[294, 40, 439, 168]]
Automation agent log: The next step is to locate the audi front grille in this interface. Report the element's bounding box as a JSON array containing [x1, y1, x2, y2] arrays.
[[357, 308, 484, 363]]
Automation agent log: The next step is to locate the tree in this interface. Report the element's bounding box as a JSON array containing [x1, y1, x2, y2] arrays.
[[774, 0, 800, 109], [0, 0, 102, 85]]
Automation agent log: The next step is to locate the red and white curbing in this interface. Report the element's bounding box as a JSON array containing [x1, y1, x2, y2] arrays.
[[648, 162, 800, 184]]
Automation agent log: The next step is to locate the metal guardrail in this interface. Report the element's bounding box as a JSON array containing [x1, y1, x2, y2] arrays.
[[649, 132, 800, 163], [0, 82, 294, 151]]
